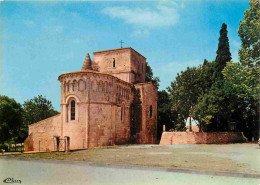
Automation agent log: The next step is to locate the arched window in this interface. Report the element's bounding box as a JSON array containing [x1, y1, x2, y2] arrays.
[[113, 58, 115, 68], [150, 105, 152, 118], [71, 100, 75, 120]]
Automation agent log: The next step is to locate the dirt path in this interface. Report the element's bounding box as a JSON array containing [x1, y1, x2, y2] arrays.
[[10, 143, 260, 174]]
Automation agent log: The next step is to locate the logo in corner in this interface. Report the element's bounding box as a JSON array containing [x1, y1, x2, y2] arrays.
[[3, 178, 21, 184]]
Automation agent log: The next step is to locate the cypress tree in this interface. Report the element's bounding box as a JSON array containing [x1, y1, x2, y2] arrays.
[[214, 23, 232, 79]]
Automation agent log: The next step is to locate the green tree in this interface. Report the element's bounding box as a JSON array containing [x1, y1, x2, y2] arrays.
[[220, 0, 260, 139], [23, 95, 59, 126], [157, 90, 177, 138], [168, 66, 202, 131], [214, 23, 232, 80], [200, 60, 215, 92], [238, 0, 260, 69], [0, 95, 23, 143], [193, 23, 232, 132], [145, 63, 160, 88]]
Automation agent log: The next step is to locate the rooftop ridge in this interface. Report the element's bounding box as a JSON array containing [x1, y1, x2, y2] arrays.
[[58, 70, 132, 86], [29, 114, 61, 126], [93, 47, 146, 59]]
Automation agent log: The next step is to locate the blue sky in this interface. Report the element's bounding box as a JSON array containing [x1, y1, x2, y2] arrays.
[[0, 0, 249, 111]]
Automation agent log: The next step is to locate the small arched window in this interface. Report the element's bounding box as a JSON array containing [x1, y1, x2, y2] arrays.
[[113, 58, 115, 68], [71, 100, 75, 120], [150, 105, 153, 118]]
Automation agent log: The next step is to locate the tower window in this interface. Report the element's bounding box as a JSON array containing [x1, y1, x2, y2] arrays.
[[142, 64, 143, 72], [113, 58, 115, 68], [71, 100, 75, 120], [150, 105, 152, 118]]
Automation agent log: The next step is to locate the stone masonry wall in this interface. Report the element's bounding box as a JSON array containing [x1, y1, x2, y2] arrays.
[[59, 70, 133, 149], [135, 82, 158, 144], [25, 114, 61, 152], [160, 132, 248, 145], [25, 132, 54, 152], [28, 114, 61, 136], [93, 48, 146, 83], [93, 48, 131, 79], [130, 49, 146, 83]]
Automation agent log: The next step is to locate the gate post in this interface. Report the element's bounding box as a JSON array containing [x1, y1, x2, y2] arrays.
[[65, 137, 70, 152]]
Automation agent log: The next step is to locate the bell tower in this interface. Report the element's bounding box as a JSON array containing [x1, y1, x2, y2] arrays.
[[92, 47, 146, 83]]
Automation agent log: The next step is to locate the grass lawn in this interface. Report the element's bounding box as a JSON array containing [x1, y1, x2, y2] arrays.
[[11, 143, 260, 174]]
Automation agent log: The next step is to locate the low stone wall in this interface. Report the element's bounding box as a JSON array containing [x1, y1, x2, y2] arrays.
[[160, 132, 247, 145], [24, 132, 54, 152]]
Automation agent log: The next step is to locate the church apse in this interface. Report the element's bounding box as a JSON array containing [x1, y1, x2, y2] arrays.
[[24, 47, 157, 152]]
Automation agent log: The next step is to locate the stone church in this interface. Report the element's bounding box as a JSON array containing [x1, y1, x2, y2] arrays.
[[25, 47, 158, 152]]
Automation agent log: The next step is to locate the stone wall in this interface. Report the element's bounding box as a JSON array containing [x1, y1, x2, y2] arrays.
[[94, 48, 131, 75], [135, 82, 158, 144], [25, 114, 61, 152], [24, 132, 54, 152], [130, 49, 146, 83], [93, 47, 146, 83], [160, 132, 247, 145], [59, 70, 133, 149], [28, 114, 61, 136]]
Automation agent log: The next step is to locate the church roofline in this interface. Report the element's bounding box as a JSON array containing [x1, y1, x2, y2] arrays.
[[58, 70, 133, 87], [29, 114, 61, 126], [93, 47, 146, 59]]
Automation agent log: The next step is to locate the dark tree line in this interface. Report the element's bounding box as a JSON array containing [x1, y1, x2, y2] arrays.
[[0, 95, 59, 143]]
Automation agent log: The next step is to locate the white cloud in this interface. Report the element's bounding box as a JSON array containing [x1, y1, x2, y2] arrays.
[[102, 5, 179, 28], [102, 1, 182, 37]]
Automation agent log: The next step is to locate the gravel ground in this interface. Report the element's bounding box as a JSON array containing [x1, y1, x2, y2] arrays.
[[11, 143, 260, 174]]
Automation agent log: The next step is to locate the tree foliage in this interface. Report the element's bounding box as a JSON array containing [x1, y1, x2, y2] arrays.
[[168, 61, 215, 131], [145, 63, 160, 88], [220, 0, 260, 139], [0, 95, 23, 143], [157, 90, 177, 138], [0, 95, 60, 143], [214, 23, 232, 80], [238, 0, 260, 69], [23, 95, 59, 126], [169, 2, 259, 139]]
